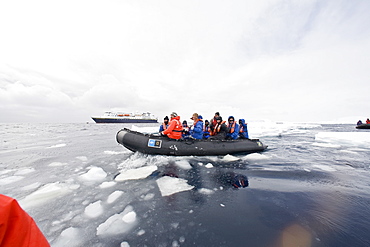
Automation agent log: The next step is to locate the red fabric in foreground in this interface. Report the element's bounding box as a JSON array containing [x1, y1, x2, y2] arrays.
[[0, 194, 50, 247]]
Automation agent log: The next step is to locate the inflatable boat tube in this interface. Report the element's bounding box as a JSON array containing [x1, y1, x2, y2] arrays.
[[116, 128, 267, 156]]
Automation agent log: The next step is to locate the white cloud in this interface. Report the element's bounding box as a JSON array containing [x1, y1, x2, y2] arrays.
[[0, 0, 370, 123]]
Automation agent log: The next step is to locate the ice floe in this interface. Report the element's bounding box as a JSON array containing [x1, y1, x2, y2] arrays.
[[52, 227, 84, 247], [14, 167, 35, 175], [20, 182, 79, 209], [115, 165, 157, 181], [79, 167, 107, 181], [96, 205, 137, 236], [315, 132, 370, 148], [175, 160, 192, 170], [0, 175, 24, 185], [156, 176, 194, 197], [49, 162, 68, 167], [107, 191, 124, 204], [84, 200, 104, 218], [47, 143, 67, 148], [99, 181, 117, 188]]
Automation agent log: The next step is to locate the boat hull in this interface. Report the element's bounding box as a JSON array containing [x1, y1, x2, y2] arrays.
[[92, 117, 158, 123], [356, 124, 370, 129], [116, 128, 267, 156]]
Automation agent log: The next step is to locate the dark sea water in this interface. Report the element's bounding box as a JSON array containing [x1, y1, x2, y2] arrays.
[[1, 122, 370, 247]]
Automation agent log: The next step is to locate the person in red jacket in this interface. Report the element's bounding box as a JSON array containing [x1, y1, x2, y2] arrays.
[[161, 112, 183, 139], [0, 194, 50, 247]]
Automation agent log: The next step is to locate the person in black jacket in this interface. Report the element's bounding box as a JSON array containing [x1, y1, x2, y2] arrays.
[[209, 116, 227, 140]]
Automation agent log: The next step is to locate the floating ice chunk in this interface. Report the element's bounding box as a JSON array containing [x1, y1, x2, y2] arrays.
[[21, 182, 41, 191], [171, 223, 179, 228], [47, 143, 66, 148], [205, 163, 213, 168], [142, 193, 154, 200], [315, 132, 370, 147], [340, 150, 359, 155], [76, 156, 88, 161], [198, 188, 214, 195], [79, 167, 107, 181], [220, 204, 225, 207], [312, 165, 337, 172], [115, 165, 157, 181], [49, 162, 68, 167], [107, 191, 124, 204], [222, 154, 240, 162], [122, 211, 136, 223], [0, 169, 13, 176], [312, 142, 341, 148], [104, 150, 123, 155], [179, 236, 185, 243], [85, 200, 103, 218], [0, 176, 24, 185], [100, 181, 117, 188], [96, 206, 137, 236], [52, 227, 84, 247], [137, 229, 145, 236], [243, 153, 269, 161], [175, 160, 192, 170], [121, 242, 130, 247], [156, 176, 194, 197], [20, 182, 75, 209], [15, 168, 35, 175]]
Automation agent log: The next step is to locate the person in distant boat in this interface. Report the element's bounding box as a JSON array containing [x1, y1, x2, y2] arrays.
[[182, 120, 190, 139], [225, 116, 239, 140], [239, 119, 249, 139], [203, 120, 211, 139], [366, 118, 370, 124], [161, 112, 183, 140], [209, 116, 227, 139], [189, 113, 204, 139], [159, 116, 169, 132], [357, 120, 363, 125]]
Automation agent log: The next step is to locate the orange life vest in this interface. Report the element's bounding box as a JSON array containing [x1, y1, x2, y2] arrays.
[[163, 116, 183, 139], [227, 122, 236, 133], [211, 121, 226, 135]]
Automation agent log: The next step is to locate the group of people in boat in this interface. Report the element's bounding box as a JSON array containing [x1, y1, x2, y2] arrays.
[[357, 118, 370, 125], [159, 111, 249, 140]]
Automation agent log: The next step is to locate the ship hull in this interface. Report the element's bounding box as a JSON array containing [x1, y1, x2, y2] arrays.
[[92, 117, 158, 123]]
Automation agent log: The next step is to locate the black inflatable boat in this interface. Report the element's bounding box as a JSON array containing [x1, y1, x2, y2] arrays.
[[356, 124, 370, 129], [116, 128, 267, 156]]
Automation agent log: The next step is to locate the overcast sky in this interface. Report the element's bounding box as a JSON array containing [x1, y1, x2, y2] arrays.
[[1, 0, 369, 123]]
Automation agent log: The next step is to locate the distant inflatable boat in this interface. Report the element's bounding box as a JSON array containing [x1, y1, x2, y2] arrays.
[[356, 124, 370, 129], [116, 128, 267, 156]]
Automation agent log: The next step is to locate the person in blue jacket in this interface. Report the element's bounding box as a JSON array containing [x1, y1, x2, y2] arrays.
[[189, 113, 204, 139], [182, 120, 190, 139], [159, 116, 169, 132], [203, 120, 210, 139], [225, 116, 239, 140], [238, 119, 249, 139]]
